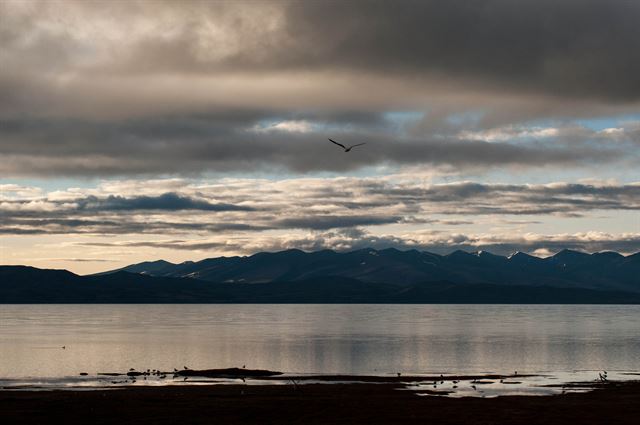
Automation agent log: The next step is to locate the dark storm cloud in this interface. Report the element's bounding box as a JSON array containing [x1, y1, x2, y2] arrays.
[[279, 0, 640, 101], [0, 115, 629, 176], [2, 192, 253, 213], [78, 0, 640, 102], [1, 1, 640, 177], [77, 193, 253, 212]]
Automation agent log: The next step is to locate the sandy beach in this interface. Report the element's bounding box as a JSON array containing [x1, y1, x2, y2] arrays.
[[2, 380, 638, 425]]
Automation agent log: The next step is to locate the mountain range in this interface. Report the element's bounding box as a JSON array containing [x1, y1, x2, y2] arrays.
[[1, 248, 639, 303], [103, 248, 639, 292]]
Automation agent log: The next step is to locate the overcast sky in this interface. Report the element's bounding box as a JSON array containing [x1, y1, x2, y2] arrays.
[[1, 0, 639, 273]]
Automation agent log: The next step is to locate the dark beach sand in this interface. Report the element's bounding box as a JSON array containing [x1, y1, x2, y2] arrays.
[[1, 380, 639, 425]]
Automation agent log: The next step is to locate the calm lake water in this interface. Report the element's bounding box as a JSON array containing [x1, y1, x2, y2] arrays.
[[1, 304, 639, 381]]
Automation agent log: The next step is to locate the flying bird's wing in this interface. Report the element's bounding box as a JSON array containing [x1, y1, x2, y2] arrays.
[[328, 138, 346, 149], [348, 143, 366, 149]]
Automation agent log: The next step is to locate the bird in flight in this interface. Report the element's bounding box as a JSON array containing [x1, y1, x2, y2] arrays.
[[329, 138, 366, 152]]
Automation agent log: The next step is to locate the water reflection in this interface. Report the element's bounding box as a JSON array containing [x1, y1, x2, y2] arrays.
[[1, 304, 639, 379]]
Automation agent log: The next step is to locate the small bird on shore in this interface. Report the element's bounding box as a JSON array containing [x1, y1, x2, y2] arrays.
[[328, 138, 366, 152], [61, 346, 65, 349]]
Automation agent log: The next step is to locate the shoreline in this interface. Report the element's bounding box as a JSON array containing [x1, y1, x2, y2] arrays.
[[2, 380, 639, 424], [2, 369, 632, 394]]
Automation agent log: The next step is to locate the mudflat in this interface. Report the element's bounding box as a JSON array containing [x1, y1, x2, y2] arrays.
[[1, 381, 639, 425]]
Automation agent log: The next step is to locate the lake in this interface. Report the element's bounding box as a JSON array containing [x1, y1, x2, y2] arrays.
[[1, 304, 639, 387]]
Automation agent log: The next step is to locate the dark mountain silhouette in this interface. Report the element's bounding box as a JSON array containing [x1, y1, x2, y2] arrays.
[[1, 248, 638, 303], [2, 265, 640, 304], [109, 259, 177, 275], [102, 248, 640, 293]]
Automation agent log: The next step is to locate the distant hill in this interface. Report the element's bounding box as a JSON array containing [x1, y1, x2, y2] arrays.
[[1, 248, 639, 303], [100, 248, 640, 293], [1, 265, 640, 304]]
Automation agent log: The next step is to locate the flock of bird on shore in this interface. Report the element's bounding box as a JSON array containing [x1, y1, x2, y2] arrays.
[[64, 346, 611, 393], [107, 366, 195, 384]]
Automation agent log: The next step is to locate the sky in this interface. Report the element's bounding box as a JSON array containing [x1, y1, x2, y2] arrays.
[[1, 0, 639, 274]]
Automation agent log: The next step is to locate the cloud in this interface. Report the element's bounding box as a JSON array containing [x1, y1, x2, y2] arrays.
[[6, 0, 637, 101], [75, 229, 640, 257], [1, 115, 635, 177], [0, 217, 266, 236], [2, 178, 639, 236], [280, 0, 640, 101], [275, 215, 403, 230], [252, 120, 314, 133], [1, 1, 639, 178], [3, 1, 638, 271], [458, 126, 560, 143], [41, 258, 117, 263], [0, 184, 43, 199], [76, 193, 253, 212]]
